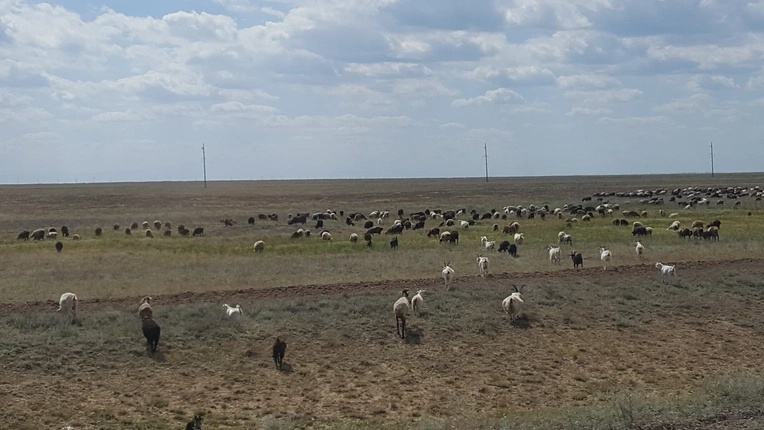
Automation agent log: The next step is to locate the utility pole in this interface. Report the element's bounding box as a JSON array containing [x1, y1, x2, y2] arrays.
[[483, 143, 489, 183], [202, 143, 207, 188], [710, 142, 714, 178]]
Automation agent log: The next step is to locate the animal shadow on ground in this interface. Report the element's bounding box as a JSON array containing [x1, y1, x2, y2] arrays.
[[147, 350, 166, 362], [278, 362, 294, 374], [511, 315, 532, 330], [404, 327, 423, 345]]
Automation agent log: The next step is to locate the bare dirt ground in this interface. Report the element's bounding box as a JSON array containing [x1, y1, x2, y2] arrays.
[[2, 258, 764, 429]]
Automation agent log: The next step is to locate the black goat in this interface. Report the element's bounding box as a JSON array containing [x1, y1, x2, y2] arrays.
[[272, 337, 287, 370], [142, 318, 161, 353], [571, 252, 583, 268], [390, 236, 398, 249]]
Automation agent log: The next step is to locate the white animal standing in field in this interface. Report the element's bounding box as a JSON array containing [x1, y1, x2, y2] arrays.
[[321, 231, 332, 241], [441, 261, 455, 290], [514, 233, 524, 245], [481, 236, 496, 251], [502, 284, 525, 322], [411, 289, 425, 317], [547, 245, 562, 264], [350, 233, 359, 243], [667, 220, 681, 231], [253, 240, 265, 252], [57, 292, 78, 320], [655, 262, 677, 282], [598, 247, 612, 271], [393, 289, 410, 339], [635, 241, 645, 259], [476, 255, 490, 277], [223, 303, 242, 318]]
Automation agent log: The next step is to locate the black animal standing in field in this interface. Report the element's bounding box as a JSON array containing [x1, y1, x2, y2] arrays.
[[272, 337, 287, 370], [142, 318, 161, 353], [390, 236, 398, 250], [55, 241, 63, 253], [571, 252, 584, 268], [185, 414, 203, 430]]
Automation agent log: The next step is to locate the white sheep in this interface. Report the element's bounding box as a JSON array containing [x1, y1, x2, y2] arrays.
[[667, 220, 681, 231], [655, 262, 677, 282], [502, 284, 525, 322], [138, 296, 153, 320], [48, 231, 58, 240], [460, 220, 470, 229], [57, 292, 78, 319], [441, 261, 454, 290], [514, 233, 524, 245], [547, 245, 561, 264], [598, 247, 612, 271], [321, 231, 332, 241], [223, 303, 242, 318], [145, 229, 153, 238], [350, 233, 359, 243], [669, 212, 680, 218], [411, 289, 425, 316], [393, 289, 410, 339], [253, 240, 265, 252], [635, 241, 645, 259], [476, 255, 490, 277]]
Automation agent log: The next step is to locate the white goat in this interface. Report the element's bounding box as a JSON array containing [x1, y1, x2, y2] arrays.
[[547, 245, 561, 264], [502, 284, 525, 322], [598, 247, 612, 270], [223, 303, 242, 318], [393, 289, 410, 339], [635, 241, 645, 259], [411, 289, 425, 316], [57, 292, 78, 319], [481, 236, 495, 251], [476, 255, 490, 277], [655, 262, 677, 282], [441, 261, 454, 290]]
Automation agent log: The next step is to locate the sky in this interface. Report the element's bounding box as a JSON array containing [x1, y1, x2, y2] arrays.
[[1, 0, 763, 183]]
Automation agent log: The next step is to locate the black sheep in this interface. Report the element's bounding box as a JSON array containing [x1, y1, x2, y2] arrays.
[[142, 318, 161, 353], [192, 227, 204, 236], [248, 216, 255, 225], [55, 241, 63, 253], [61, 226, 69, 237], [498, 240, 518, 257], [17, 230, 30, 241], [272, 337, 287, 370]]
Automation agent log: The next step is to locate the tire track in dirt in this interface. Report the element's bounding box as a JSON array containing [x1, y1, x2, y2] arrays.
[[2, 258, 762, 315]]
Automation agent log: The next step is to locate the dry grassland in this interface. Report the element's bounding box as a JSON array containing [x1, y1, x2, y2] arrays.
[[1, 173, 764, 429]]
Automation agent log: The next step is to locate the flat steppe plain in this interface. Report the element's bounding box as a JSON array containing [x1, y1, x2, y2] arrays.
[[1, 174, 764, 429]]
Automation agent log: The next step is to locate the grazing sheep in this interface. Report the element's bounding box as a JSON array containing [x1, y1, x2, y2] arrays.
[[125, 228, 132, 236], [655, 262, 677, 282], [95, 227, 102, 237], [223, 304, 242, 318], [502, 284, 525, 322], [476, 255, 490, 277], [153, 220, 162, 230], [48, 231, 58, 240], [669, 212, 679, 218], [497, 240, 518, 257], [439, 231, 451, 243], [513, 233, 524, 245], [547, 245, 561, 264], [442, 262, 455, 290], [164, 221, 172, 230], [321, 231, 332, 241], [131, 222, 139, 230], [192, 227, 204, 237], [142, 221, 149, 229], [55, 241, 63, 253], [460, 220, 470, 229], [142, 318, 161, 353], [163, 230, 171, 237], [273, 337, 287, 370], [598, 247, 612, 270], [248, 216, 256, 225], [253, 240, 265, 252], [138, 296, 153, 320], [61, 225, 69, 237], [389, 236, 398, 249], [393, 290, 410, 339], [17, 230, 30, 241], [185, 414, 203, 430], [411, 289, 425, 316], [145, 229, 154, 238], [570, 251, 583, 268], [57, 292, 78, 320], [350, 233, 359, 243], [667, 220, 681, 231], [113, 224, 120, 230], [30, 229, 45, 241]]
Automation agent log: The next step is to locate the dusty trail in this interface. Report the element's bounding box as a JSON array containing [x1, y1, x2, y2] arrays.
[[3, 258, 761, 314]]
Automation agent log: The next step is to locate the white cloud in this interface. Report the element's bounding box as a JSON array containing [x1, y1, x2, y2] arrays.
[[453, 88, 526, 107]]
